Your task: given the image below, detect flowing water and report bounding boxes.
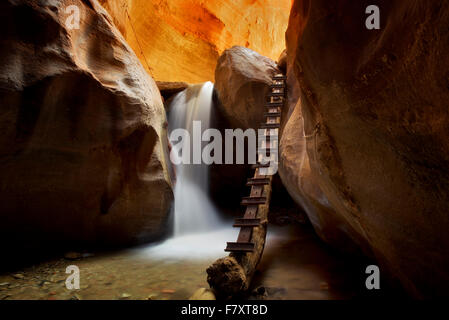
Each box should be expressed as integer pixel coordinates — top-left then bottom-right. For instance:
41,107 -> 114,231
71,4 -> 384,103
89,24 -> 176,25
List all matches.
141,82 -> 238,259
169,81 -> 222,236
0,83 -> 394,300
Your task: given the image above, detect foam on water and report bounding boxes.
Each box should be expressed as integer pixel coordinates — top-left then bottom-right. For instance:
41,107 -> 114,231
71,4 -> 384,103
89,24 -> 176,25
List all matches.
140,228 -> 239,260
137,82 -> 236,260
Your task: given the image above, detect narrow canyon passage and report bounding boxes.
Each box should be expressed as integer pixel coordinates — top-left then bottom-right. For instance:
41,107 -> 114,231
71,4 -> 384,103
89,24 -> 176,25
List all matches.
2,0 -> 449,301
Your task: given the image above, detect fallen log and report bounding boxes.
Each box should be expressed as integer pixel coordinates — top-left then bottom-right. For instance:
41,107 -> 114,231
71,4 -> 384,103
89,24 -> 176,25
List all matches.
206,169 -> 272,298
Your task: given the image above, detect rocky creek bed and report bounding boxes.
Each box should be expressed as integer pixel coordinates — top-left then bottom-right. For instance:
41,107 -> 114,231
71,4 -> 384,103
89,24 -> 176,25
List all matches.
0,223 -> 396,300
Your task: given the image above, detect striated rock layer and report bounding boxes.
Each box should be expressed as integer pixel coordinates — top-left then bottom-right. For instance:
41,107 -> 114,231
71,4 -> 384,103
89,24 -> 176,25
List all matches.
99,0 -> 291,83
283,0 -> 449,297
0,0 -> 173,251
279,101 -> 369,256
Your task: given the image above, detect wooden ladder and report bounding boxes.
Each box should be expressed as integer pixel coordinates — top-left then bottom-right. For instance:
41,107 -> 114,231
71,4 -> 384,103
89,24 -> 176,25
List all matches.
225,73 -> 287,253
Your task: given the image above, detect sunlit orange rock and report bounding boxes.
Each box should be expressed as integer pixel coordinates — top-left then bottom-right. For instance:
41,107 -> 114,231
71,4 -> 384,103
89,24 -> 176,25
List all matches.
99,0 -> 291,83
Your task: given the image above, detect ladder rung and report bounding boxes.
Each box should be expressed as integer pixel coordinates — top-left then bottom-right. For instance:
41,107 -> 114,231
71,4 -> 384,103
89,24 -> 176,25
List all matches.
249,176 -> 270,180
261,123 -> 280,129
241,196 -> 267,205
268,95 -> 283,99
242,196 -> 267,200
268,92 -> 285,97
225,242 -> 255,252
247,177 -> 270,186
273,75 -> 287,80
270,84 -> 285,88
264,112 -> 281,117
251,163 -> 270,169
258,133 -> 278,141
258,148 -> 278,155
233,218 -> 261,227
267,98 -> 284,103
265,102 -> 283,107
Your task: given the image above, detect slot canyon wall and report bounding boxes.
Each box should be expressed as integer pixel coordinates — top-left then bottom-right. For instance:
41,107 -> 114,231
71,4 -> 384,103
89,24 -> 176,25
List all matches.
1,0 -> 448,299
0,0 -> 173,254
98,0 -> 291,83
282,0 -> 449,297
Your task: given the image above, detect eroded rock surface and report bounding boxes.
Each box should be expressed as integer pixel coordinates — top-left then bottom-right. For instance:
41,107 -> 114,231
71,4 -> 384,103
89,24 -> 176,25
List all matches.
210,46 -> 280,209
283,0 -> 449,297
99,0 -> 291,83
277,49 -> 287,73
0,0 -> 173,251
279,101 -> 368,256
157,81 -> 189,101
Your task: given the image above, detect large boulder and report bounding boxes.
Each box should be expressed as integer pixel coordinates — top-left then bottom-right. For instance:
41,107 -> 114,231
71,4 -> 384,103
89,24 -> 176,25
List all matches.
210,46 -> 280,209
0,0 -> 173,252
157,81 -> 189,102
214,46 -> 280,130
284,0 -> 449,297
98,0 -> 291,83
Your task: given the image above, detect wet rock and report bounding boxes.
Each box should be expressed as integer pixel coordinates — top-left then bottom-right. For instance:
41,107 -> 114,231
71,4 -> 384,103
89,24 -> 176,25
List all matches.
0,0 -> 174,252
12,274 -> 24,280
277,50 -> 287,73
70,294 -> 82,300
265,287 -> 287,297
157,82 -> 189,102
249,286 -> 267,300
161,289 -> 175,294
64,252 -> 82,260
119,293 -> 132,299
189,288 -> 216,300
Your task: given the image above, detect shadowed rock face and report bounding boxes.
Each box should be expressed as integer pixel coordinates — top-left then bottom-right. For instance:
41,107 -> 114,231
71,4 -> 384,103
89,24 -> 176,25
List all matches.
210,46 -> 280,210
157,81 -> 189,102
0,0 -> 173,251
277,49 -> 287,73
99,0 -> 291,83
283,0 -> 449,297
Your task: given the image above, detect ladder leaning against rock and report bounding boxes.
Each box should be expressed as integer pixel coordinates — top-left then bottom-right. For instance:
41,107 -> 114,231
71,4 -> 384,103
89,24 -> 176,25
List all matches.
206,73 -> 286,298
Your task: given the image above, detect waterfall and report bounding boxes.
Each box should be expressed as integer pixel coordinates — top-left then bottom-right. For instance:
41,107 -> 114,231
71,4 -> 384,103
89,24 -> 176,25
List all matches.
168,81 -> 223,236
139,82 -> 238,259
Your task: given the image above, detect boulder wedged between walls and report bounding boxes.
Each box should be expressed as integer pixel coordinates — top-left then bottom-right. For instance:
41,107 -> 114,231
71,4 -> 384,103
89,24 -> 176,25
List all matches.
0,0 -> 174,252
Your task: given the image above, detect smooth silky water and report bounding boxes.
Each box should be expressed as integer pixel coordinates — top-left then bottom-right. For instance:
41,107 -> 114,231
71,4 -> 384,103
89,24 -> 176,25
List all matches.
137,82 -> 238,260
